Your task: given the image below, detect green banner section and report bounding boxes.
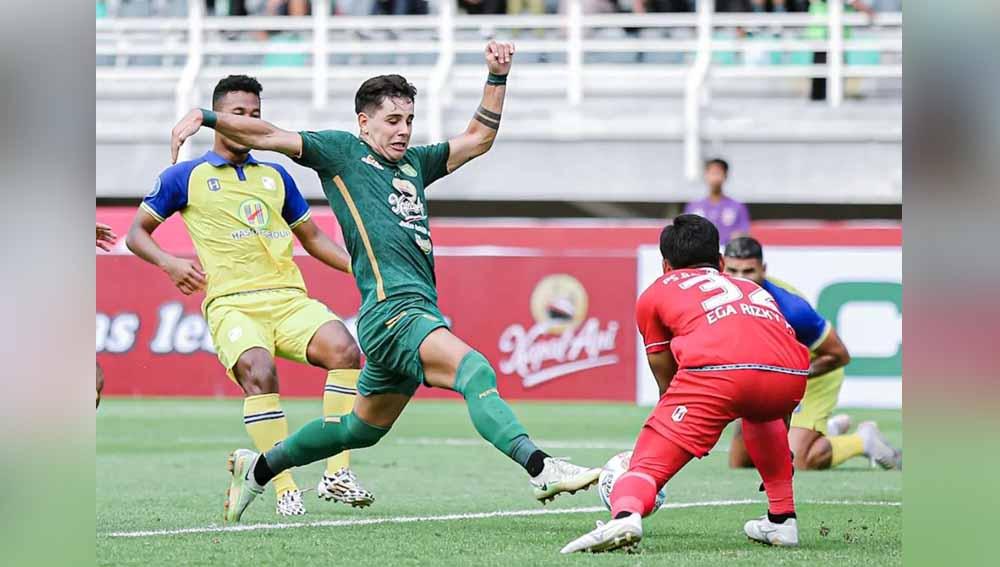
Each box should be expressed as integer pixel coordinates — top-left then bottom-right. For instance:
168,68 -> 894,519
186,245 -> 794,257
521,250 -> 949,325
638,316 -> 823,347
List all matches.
817,282 -> 902,378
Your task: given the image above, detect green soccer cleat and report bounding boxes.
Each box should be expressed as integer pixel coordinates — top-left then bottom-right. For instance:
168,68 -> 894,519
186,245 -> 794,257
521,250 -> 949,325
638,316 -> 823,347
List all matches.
530,457 -> 601,504
224,449 -> 265,523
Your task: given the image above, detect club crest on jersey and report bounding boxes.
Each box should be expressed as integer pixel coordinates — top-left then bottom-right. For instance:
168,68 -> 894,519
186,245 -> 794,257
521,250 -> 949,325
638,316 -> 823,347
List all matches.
207,178 -> 222,192
498,274 -> 620,388
261,176 -> 276,191
400,163 -> 418,177
239,198 -> 269,228
361,155 -> 384,170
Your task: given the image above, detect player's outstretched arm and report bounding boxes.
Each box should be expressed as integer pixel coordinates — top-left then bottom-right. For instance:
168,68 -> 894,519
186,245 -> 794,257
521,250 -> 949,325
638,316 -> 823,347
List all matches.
292,218 -> 352,275
444,41 -> 514,173
809,326 -> 851,378
170,109 -> 303,164
125,209 -> 206,295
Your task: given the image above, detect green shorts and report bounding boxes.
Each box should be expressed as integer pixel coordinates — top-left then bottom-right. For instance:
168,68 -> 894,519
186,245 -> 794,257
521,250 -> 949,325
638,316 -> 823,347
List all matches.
356,295 -> 450,397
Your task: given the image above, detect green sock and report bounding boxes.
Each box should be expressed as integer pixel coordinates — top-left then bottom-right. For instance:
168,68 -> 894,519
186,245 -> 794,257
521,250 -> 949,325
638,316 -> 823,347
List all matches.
265,412 -> 388,475
454,351 -> 530,464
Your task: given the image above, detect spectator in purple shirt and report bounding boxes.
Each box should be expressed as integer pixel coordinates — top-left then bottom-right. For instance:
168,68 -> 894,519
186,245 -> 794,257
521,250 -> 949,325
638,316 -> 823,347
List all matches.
683,158 -> 751,245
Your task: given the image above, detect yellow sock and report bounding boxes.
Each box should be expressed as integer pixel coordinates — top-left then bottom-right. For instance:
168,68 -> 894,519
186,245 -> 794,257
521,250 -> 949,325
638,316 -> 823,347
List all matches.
829,433 -> 866,467
243,394 -> 297,497
324,369 -> 360,475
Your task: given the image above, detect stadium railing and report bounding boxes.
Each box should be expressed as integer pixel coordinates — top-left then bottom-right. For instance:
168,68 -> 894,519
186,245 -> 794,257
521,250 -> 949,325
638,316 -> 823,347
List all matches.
95,0 -> 902,176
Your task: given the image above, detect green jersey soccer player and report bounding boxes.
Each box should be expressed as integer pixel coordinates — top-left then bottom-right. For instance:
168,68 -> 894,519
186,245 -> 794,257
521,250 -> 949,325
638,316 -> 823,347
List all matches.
170,41 -> 601,523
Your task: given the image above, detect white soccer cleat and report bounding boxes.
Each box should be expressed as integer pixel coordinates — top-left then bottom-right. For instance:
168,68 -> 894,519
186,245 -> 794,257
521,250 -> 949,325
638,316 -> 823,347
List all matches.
224,449 -> 264,523
276,488 -> 306,516
744,515 -> 799,547
858,421 -> 902,470
827,413 -> 852,436
530,457 -> 601,504
560,513 -> 643,554
317,468 -> 375,508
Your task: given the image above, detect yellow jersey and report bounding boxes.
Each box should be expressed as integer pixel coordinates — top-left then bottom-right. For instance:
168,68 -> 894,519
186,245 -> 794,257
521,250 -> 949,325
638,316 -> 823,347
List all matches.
141,151 -> 311,306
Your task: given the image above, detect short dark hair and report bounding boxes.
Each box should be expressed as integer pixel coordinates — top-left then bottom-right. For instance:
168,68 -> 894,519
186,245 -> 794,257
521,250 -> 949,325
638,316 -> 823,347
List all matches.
704,158 -> 729,175
355,74 -> 417,115
660,214 -> 721,269
212,75 -> 262,108
723,236 -> 764,261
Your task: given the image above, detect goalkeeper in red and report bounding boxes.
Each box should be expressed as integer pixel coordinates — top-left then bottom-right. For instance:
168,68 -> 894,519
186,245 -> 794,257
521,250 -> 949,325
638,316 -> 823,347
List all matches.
170,41 -> 601,523
562,215 -> 810,553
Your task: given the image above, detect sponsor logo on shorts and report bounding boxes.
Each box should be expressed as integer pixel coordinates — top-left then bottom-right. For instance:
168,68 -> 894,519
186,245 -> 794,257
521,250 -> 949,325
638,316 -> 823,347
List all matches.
498,274 -> 620,389
672,406 -> 688,422
478,387 -> 499,399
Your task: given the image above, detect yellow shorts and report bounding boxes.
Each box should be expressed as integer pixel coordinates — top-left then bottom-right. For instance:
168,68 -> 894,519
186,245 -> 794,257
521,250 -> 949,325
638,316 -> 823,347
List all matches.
790,367 -> 845,435
205,288 -> 339,381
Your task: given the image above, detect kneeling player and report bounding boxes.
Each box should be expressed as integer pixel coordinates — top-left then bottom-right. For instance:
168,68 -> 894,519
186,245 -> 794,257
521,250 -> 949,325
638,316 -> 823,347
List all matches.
562,215 -> 810,553
723,237 -> 901,471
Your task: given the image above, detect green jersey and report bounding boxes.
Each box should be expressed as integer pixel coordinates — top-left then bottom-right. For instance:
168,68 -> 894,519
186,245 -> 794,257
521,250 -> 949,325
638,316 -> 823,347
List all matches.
295,130 -> 450,317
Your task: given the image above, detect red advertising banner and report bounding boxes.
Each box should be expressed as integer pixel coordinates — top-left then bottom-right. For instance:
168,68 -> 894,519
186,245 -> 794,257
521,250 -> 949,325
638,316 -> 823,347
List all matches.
97,253 -> 637,401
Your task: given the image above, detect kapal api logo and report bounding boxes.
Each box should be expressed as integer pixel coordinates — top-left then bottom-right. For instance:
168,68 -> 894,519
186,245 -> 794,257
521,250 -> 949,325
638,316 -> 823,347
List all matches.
498,274 -> 620,388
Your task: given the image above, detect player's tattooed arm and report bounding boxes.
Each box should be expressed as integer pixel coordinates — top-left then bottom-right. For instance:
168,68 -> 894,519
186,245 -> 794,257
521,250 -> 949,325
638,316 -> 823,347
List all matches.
445,40 -> 514,173
646,350 -> 679,396
170,109 -> 303,163
293,218 -> 352,275
808,326 -> 851,378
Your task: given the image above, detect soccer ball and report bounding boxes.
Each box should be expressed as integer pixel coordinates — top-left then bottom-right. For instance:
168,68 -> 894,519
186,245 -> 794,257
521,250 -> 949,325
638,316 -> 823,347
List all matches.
597,451 -> 667,514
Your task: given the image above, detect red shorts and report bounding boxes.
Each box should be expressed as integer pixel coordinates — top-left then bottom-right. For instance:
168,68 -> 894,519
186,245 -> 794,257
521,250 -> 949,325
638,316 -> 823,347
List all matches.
646,369 -> 806,458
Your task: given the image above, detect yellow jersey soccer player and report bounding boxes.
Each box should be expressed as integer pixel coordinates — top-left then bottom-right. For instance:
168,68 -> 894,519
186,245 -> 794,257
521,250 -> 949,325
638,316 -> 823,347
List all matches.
723,237 -> 901,471
126,76 -> 375,516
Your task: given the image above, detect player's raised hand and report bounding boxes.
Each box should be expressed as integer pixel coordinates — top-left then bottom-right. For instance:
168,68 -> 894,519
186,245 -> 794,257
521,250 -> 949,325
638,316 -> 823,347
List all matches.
96,222 -> 118,251
170,109 -> 205,164
162,256 -> 207,295
485,40 -> 515,76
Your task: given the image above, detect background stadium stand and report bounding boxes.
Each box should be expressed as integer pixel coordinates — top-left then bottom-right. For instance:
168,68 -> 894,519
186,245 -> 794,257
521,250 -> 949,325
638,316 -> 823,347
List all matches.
96,0 -> 901,219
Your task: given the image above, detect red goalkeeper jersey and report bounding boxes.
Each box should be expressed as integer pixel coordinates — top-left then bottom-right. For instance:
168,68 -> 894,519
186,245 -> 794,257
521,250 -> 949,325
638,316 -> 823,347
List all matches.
636,267 -> 809,375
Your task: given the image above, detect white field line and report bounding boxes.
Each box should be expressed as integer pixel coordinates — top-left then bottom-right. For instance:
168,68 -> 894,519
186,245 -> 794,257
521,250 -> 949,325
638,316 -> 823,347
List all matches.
103,499 -> 900,539
395,437 -> 636,450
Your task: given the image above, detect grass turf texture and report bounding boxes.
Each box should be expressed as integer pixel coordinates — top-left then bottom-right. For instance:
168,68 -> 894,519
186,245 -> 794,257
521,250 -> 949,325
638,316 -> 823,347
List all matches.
97,399 -> 901,566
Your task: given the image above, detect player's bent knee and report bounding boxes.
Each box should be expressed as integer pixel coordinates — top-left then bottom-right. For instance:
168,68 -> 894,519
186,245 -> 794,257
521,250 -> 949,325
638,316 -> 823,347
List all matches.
234,349 -> 278,396
344,412 -> 389,449
311,323 -> 362,370
453,350 -> 496,398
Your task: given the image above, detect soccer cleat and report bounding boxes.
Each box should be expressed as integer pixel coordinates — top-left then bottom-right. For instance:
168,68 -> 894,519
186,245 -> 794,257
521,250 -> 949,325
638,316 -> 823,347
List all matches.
744,515 -> 799,547
223,449 -> 264,523
827,413 -> 852,436
317,468 -> 375,508
530,457 -> 601,504
857,421 -> 902,470
560,513 -> 643,554
276,488 -> 306,516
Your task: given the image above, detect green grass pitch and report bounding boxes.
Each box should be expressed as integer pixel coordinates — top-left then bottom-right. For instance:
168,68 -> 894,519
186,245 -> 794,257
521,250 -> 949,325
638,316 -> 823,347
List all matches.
97,398 -> 901,566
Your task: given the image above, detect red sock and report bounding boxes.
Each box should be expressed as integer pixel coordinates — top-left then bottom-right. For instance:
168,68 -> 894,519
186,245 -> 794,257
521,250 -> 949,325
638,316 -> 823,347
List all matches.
742,418 -> 795,515
610,425 -> 693,518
